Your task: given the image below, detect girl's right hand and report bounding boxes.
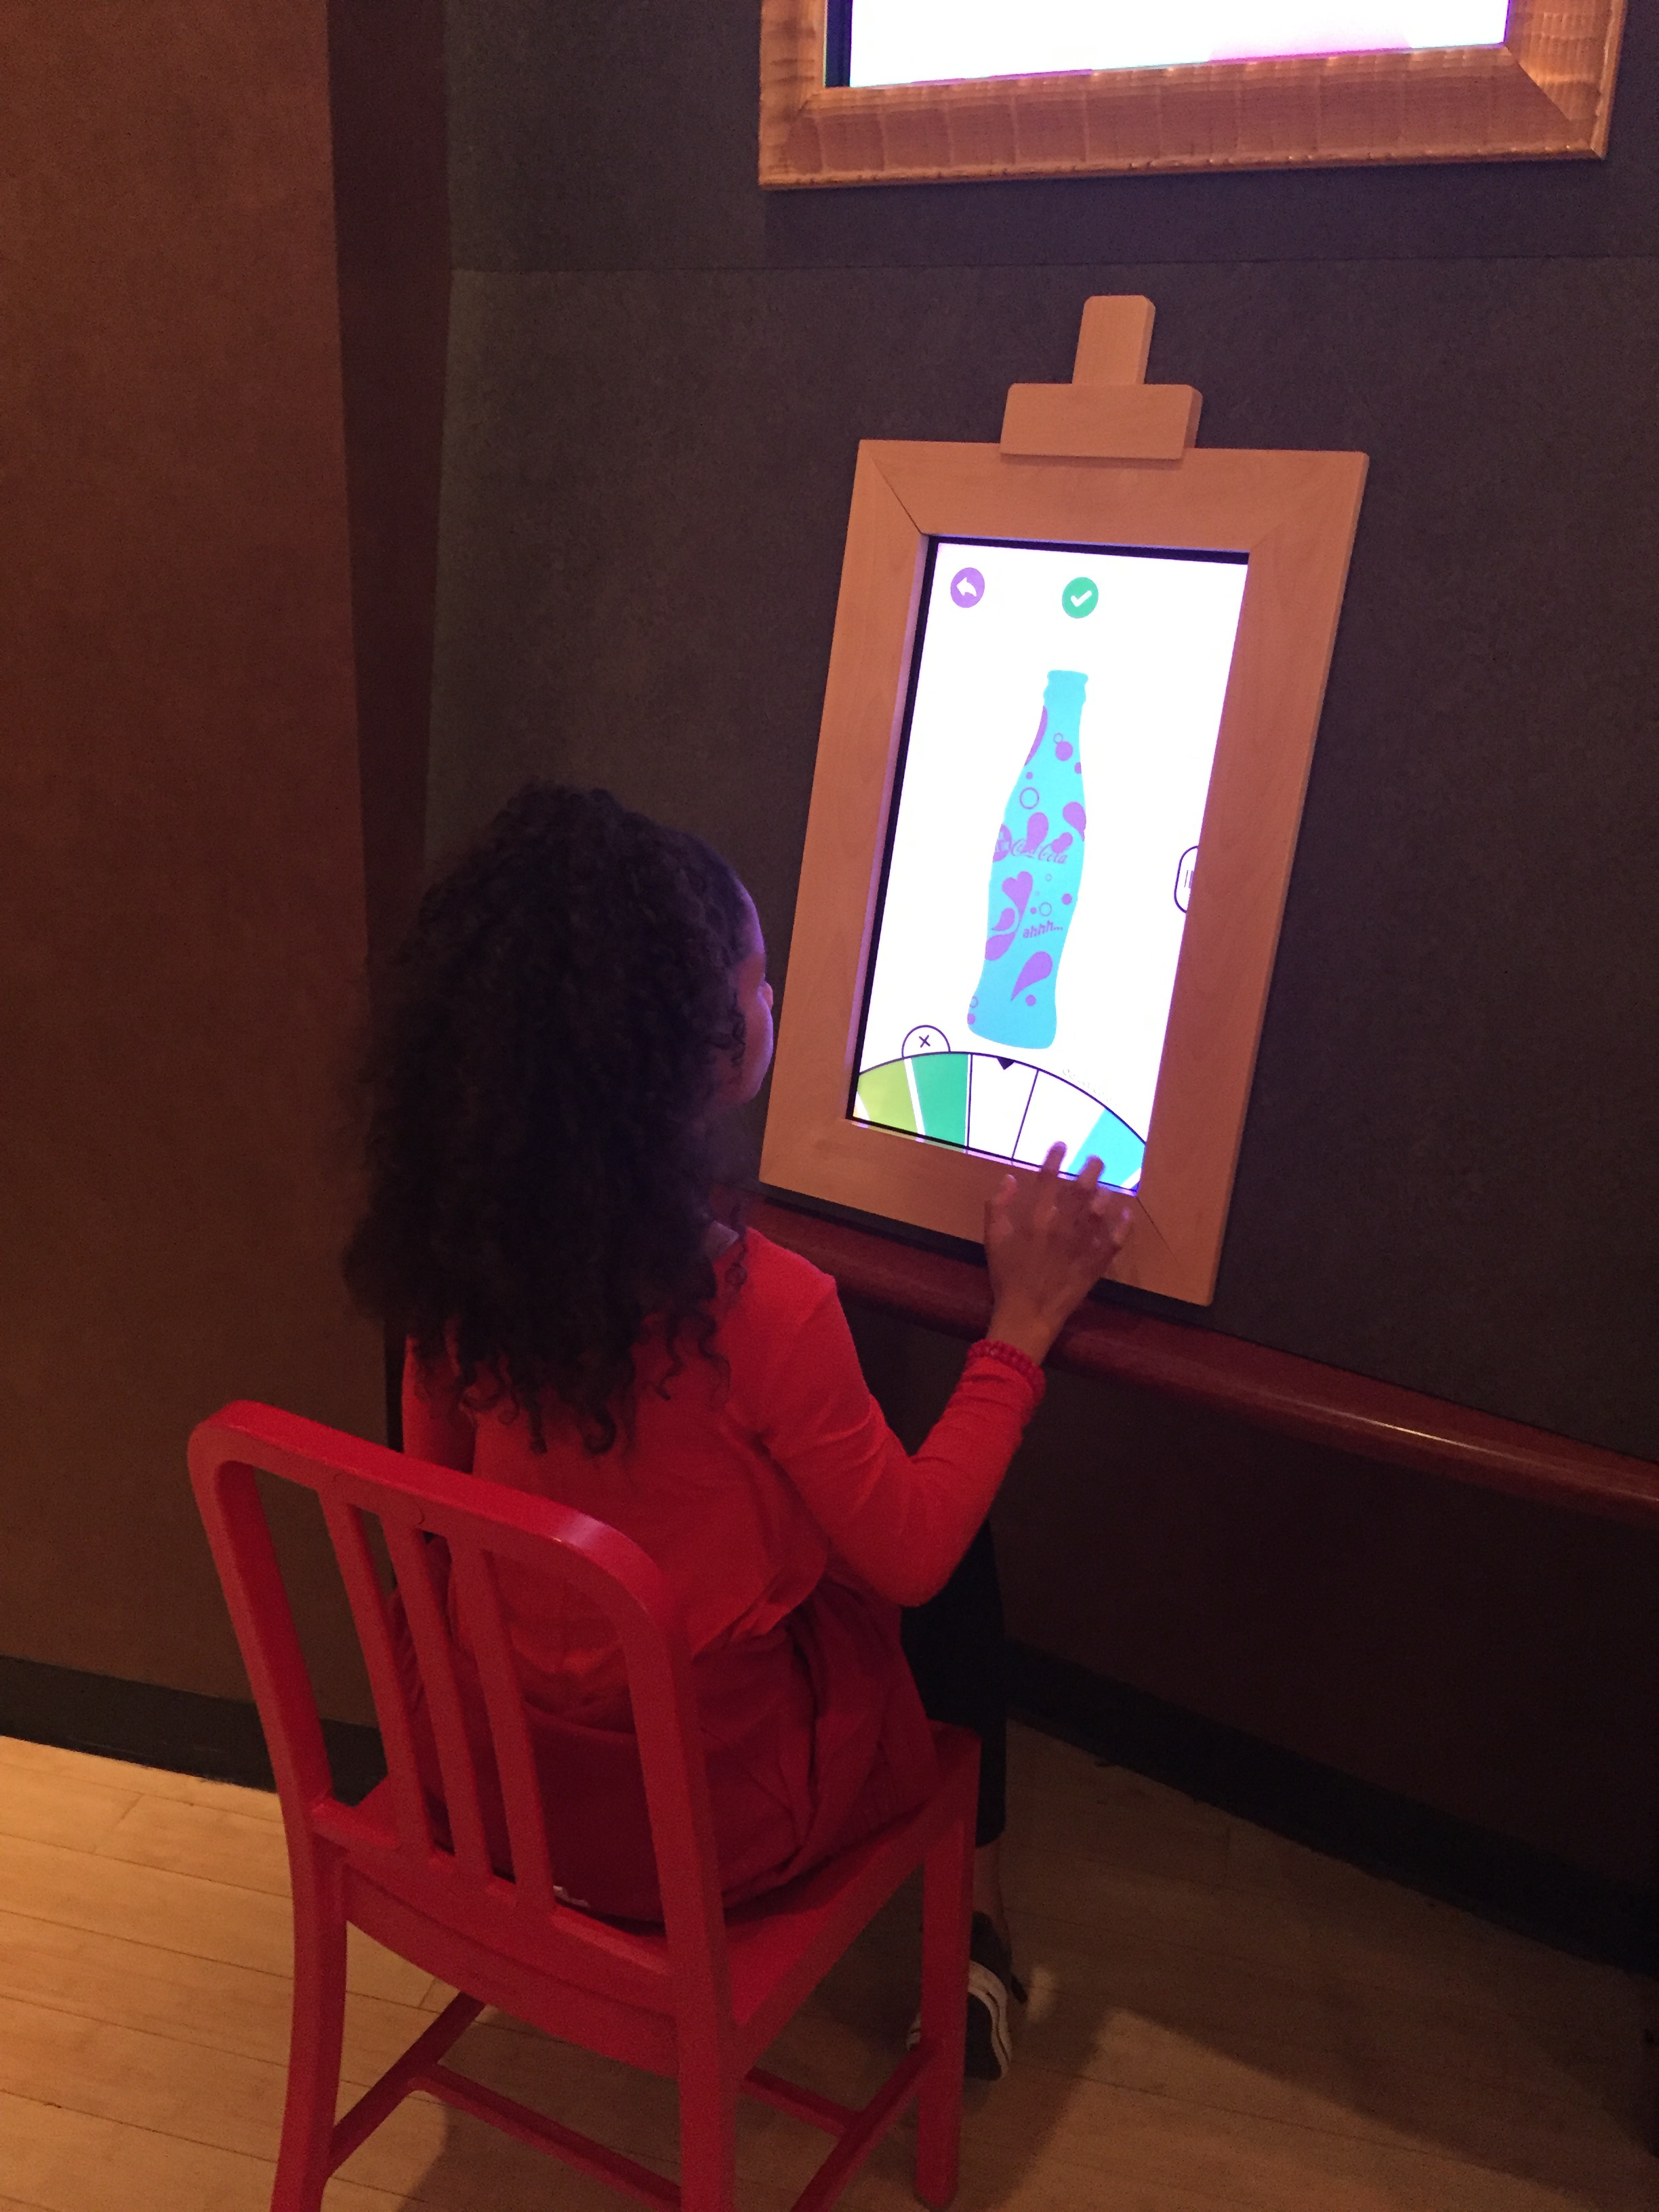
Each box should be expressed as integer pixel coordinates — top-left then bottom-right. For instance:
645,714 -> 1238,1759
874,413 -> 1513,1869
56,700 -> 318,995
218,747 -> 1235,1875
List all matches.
983,1144 -> 1133,1367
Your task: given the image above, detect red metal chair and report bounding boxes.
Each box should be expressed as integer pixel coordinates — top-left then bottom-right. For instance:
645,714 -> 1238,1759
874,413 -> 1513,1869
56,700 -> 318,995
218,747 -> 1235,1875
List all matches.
188,1400 -> 977,2211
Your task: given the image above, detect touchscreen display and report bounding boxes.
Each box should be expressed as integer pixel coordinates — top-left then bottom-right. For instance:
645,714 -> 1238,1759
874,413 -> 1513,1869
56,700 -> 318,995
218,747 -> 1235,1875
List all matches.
851,537 -> 1248,1191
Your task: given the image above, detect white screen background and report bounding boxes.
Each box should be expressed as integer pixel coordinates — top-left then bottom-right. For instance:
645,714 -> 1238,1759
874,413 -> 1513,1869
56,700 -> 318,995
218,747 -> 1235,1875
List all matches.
857,539 -> 1248,1149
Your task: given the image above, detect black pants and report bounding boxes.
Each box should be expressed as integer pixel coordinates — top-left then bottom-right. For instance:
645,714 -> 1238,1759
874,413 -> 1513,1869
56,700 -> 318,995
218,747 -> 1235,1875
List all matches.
901,1521 -> 1006,1848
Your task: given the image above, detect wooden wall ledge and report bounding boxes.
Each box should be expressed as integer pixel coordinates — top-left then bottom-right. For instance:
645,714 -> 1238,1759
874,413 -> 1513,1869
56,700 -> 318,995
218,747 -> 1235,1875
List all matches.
749,1198 -> 1659,1532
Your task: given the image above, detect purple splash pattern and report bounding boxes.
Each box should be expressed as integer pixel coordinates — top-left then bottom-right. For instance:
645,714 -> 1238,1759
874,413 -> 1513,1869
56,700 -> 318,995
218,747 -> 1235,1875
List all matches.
985,869 -> 1033,960
1011,951 -> 1053,1002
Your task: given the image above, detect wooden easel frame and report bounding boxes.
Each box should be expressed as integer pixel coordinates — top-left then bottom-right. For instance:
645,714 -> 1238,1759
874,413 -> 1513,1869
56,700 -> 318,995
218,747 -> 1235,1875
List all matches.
760,0 -> 1627,188
760,299 -> 1368,1305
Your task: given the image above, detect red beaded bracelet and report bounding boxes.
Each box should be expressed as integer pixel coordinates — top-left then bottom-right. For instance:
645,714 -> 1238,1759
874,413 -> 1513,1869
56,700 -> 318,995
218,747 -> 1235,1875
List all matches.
967,1336 -> 1046,1404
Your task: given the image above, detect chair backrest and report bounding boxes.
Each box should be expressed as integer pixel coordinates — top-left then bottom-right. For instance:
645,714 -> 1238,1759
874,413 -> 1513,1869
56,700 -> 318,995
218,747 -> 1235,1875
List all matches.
188,1399 -> 731,2011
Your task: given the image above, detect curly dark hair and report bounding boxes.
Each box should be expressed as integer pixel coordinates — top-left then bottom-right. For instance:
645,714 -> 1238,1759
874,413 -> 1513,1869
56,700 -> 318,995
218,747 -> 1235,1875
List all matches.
344,784 -> 752,1452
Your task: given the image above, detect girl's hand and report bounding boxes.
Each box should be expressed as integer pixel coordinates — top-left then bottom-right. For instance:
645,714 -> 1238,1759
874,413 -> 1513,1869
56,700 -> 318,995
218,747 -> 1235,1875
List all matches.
983,1145 -> 1133,1367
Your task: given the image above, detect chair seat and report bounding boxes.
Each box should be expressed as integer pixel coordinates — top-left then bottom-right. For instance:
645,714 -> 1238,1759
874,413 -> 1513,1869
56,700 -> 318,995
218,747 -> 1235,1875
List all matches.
335,1725 -> 979,2081
721,1727 -> 978,2060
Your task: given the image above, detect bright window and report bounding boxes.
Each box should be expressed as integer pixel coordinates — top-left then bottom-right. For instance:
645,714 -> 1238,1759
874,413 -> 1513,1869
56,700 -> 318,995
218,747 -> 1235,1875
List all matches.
844,1 -> 1510,85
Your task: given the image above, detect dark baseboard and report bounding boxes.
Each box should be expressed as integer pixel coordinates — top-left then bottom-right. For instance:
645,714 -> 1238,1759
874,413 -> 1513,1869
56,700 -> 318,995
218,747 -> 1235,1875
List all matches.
3,1646 -> 1652,1972
1008,1641 -> 1659,1974
0,1655 -> 385,1805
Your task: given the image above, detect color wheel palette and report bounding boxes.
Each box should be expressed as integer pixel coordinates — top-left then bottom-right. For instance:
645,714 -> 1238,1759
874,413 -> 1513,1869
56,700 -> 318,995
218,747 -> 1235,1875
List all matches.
853,1050 -> 1144,1190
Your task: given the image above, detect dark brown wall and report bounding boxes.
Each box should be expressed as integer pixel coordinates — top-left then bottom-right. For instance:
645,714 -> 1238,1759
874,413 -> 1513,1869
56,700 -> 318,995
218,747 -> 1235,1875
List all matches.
329,0 -> 450,981
0,5 -> 389,1711
426,5 -> 1659,1881
850,1307 -> 1659,1887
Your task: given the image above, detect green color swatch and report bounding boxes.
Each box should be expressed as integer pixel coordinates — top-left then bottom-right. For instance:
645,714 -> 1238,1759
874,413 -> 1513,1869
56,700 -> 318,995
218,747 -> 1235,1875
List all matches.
911,1049 -> 969,1145
856,1059 -> 916,1134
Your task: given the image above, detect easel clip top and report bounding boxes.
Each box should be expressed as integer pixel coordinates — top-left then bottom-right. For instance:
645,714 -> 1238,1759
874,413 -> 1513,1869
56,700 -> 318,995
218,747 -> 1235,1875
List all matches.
1002,296 -> 1202,462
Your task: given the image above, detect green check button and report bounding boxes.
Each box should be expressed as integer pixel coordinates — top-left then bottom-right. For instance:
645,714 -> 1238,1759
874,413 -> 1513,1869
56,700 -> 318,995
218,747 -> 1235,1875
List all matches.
1061,575 -> 1099,619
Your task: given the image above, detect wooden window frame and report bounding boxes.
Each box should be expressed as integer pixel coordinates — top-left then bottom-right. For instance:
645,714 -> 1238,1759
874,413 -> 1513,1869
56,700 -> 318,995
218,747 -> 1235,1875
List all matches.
760,0 -> 1627,188
760,300 -> 1368,1307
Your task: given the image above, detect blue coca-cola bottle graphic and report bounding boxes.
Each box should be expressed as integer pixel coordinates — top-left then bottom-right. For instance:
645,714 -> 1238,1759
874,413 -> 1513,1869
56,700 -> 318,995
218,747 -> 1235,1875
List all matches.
968,669 -> 1088,1052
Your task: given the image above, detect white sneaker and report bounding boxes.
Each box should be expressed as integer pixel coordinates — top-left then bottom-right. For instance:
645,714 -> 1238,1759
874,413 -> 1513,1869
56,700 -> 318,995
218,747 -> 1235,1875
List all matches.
907,1913 -> 1027,2081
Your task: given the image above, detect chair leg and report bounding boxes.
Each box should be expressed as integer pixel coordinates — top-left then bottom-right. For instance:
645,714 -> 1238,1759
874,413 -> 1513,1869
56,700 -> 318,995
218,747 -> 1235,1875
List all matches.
271,1858 -> 348,2212
915,1799 -> 973,2209
677,2051 -> 738,2212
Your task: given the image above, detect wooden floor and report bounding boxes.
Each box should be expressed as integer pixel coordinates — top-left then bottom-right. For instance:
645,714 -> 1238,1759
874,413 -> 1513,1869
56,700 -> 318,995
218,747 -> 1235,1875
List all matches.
0,1723 -> 1652,2211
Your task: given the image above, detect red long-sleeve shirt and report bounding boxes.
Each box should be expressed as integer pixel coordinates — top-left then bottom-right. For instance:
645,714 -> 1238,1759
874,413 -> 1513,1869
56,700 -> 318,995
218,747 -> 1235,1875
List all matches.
403,1229 -> 1042,1711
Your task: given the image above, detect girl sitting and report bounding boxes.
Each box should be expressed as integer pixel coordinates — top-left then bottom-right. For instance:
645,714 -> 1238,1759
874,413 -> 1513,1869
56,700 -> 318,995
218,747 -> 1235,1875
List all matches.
345,784 -> 1128,2068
